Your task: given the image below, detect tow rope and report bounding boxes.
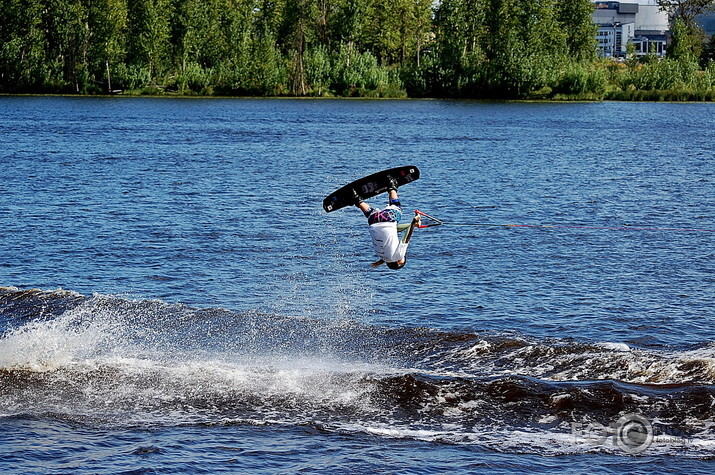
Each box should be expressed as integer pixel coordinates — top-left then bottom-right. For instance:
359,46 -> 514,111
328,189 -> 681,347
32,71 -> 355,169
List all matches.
413,210 -> 715,233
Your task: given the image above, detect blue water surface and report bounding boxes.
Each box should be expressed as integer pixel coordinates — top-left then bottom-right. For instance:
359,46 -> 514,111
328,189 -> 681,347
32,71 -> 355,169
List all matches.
0,97 -> 713,473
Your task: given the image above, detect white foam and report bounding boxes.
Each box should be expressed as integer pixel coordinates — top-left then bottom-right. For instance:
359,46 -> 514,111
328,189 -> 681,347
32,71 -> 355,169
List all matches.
597,342 -> 631,352
0,310 -> 118,371
455,336 -> 715,385
342,422 -> 461,442
550,393 -> 572,404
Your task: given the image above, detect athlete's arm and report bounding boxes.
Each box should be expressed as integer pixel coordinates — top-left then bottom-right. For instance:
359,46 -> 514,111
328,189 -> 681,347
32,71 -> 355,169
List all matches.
402,215 -> 421,244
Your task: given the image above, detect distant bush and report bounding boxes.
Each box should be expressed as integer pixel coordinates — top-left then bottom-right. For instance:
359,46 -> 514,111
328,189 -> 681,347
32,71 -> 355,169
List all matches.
170,63 -> 213,94
112,65 -> 152,92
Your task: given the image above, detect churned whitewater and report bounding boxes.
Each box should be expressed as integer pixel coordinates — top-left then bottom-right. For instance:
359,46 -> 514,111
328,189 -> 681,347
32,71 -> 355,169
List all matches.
1,97 -> 714,473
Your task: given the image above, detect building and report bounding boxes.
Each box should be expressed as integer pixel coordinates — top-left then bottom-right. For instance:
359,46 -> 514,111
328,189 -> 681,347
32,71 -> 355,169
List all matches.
592,1 -> 669,58
632,2 -> 669,57
596,21 -> 635,57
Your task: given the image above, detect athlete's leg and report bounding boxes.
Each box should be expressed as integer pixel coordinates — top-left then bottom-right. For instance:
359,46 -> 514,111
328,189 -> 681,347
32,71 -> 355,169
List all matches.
352,188 -> 375,218
388,189 -> 401,208
357,201 -> 372,215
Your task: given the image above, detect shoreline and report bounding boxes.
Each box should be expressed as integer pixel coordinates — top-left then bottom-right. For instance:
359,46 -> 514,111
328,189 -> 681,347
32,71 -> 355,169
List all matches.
3,92 -> 714,103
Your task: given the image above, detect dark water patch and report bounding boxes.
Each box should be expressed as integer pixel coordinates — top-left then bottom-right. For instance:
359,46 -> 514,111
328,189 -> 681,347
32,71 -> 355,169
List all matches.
0,287 -> 87,325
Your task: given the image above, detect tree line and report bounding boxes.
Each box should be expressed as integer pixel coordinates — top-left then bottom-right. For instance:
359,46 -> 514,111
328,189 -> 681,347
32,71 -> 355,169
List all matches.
1,0 -> 714,99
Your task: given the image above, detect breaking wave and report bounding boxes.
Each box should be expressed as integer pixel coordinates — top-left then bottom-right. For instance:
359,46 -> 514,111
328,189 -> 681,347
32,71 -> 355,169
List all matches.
1,287 -> 713,456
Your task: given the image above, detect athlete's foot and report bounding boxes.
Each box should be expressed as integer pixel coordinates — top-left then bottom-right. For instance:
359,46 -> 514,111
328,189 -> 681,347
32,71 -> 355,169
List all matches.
351,188 -> 363,205
386,175 -> 399,191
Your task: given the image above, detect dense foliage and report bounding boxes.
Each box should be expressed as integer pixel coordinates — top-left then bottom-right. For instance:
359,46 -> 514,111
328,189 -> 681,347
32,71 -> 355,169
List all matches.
0,0 -> 713,99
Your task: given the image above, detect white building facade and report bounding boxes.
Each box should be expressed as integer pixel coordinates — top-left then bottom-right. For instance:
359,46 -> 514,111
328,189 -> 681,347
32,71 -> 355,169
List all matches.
592,1 -> 669,58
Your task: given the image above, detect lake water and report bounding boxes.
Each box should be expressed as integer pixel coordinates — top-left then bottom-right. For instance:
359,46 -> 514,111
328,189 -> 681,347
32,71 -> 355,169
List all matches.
0,97 -> 713,473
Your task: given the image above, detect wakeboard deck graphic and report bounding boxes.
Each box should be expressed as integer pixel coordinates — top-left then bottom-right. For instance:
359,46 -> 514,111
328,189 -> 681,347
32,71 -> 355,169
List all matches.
323,166 -> 420,212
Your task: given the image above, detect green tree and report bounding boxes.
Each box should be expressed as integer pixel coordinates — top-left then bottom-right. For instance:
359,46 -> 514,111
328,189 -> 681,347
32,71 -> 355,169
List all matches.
701,31 -> 715,65
433,0 -> 487,96
555,0 -> 597,62
360,0 -> 431,66
127,0 -> 172,81
668,16 -> 706,62
212,0 -> 258,92
253,0 -> 287,40
248,35 -> 288,95
40,0 -> 87,91
484,0 -> 567,97
282,0 -> 318,95
656,0 -> 715,26
411,0 -> 432,68
330,0 -> 368,48
88,0 -> 128,92
304,44 -> 332,94
173,0 -> 230,70
0,0 -> 48,91
657,0 -> 712,61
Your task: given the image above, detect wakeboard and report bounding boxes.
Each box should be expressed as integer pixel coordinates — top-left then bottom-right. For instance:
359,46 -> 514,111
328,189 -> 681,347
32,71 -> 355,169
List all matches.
323,166 -> 420,212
